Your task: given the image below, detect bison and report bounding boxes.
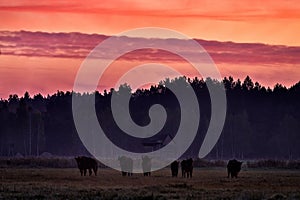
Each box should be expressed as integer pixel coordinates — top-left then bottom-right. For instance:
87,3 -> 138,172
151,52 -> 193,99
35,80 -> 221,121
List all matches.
142,156 -> 152,176
181,158 -> 193,178
75,156 -> 98,176
227,159 -> 242,178
170,161 -> 179,177
118,156 -> 133,176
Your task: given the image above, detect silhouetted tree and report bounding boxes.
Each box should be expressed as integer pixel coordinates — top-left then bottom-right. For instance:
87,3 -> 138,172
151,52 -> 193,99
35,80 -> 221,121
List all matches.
0,77 -> 299,159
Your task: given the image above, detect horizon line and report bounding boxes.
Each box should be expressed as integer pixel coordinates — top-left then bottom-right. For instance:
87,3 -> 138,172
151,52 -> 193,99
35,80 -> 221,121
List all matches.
1,75 -> 299,101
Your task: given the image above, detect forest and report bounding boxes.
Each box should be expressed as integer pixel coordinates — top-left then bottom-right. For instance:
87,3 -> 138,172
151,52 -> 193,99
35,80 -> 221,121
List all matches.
0,76 -> 299,159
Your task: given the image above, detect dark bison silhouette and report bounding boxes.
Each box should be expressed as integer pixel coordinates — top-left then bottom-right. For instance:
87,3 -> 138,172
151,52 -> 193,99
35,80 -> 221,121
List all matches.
142,156 -> 152,176
227,159 -> 242,178
181,158 -> 193,178
170,161 -> 179,177
75,156 -> 98,176
118,156 -> 133,176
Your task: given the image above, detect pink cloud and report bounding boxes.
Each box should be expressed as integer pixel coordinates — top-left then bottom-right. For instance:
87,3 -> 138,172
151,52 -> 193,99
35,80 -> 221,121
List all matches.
0,30 -> 299,98
1,30 -> 300,65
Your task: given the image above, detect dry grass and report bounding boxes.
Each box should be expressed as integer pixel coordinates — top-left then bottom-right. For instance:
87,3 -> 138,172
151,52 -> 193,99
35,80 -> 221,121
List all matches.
0,168 -> 300,199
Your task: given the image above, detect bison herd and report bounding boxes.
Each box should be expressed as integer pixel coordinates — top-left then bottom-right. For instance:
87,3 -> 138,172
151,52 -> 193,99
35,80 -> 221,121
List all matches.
169,158 -> 193,178
75,156 -> 242,178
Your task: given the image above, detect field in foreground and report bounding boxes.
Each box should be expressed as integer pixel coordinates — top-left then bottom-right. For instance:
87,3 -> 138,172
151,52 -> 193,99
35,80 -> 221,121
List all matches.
0,168 -> 300,199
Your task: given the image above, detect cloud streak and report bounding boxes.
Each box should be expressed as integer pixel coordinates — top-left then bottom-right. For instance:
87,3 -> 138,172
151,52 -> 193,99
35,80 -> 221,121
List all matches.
0,30 -> 299,99
1,0 -> 300,20
1,30 -> 300,66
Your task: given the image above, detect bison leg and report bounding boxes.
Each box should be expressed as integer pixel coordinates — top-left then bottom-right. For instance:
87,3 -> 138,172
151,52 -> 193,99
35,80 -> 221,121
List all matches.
175,169 -> 178,177
234,172 -> 238,178
84,169 -> 87,176
93,166 -> 98,176
89,168 -> 92,176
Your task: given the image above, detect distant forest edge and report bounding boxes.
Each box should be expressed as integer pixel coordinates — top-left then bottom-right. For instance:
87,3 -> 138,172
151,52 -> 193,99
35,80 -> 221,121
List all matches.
0,76 -> 299,159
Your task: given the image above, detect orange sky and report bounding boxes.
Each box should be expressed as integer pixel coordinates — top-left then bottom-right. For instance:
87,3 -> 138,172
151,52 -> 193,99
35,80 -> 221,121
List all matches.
1,0 -> 300,45
0,0 -> 300,98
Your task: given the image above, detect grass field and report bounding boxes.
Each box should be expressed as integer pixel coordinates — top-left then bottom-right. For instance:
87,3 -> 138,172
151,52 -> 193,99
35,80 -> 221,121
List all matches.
0,168 -> 300,199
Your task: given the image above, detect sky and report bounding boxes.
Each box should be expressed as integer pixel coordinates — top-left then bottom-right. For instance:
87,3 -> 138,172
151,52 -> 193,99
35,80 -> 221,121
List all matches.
0,0 -> 300,98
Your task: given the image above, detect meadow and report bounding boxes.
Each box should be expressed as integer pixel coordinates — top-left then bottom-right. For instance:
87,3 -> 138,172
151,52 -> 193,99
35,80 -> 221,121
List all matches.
1,167 -> 300,199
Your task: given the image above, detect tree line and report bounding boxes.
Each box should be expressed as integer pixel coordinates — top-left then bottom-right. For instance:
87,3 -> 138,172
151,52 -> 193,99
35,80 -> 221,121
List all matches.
0,76 -> 299,159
